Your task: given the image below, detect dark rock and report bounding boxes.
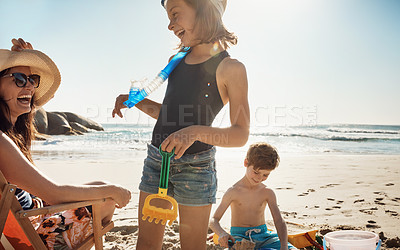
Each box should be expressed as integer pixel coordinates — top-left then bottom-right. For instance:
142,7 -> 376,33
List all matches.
70,122 -> 89,133
62,112 -> 104,131
34,107 -> 48,134
34,107 -> 103,136
46,112 -> 72,135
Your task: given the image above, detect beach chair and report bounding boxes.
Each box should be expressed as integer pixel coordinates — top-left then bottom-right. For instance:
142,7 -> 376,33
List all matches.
0,172 -> 114,250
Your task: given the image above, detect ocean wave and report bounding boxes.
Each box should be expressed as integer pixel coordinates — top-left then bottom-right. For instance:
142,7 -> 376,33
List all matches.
250,132 -> 400,142
42,140 -> 63,145
321,136 -> 380,142
327,128 -> 400,135
31,124 -> 400,157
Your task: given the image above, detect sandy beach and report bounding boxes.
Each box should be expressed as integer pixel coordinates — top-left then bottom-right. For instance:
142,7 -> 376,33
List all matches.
34,149 -> 400,249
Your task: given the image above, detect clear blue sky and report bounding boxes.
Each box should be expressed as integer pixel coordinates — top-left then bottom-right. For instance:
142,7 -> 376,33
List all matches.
2,0 -> 399,126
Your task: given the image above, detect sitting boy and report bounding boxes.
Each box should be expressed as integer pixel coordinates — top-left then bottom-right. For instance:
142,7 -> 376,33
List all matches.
210,142 -> 296,249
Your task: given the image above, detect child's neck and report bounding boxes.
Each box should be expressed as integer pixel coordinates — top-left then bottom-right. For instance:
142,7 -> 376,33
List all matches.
185,42 -> 224,64
239,176 -> 263,190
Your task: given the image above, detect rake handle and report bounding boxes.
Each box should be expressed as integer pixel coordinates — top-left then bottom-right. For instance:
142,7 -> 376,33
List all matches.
158,146 -> 175,189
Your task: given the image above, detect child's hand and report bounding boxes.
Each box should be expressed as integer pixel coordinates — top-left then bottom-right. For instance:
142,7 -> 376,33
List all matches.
11,38 -> 33,51
112,94 -> 129,118
218,232 -> 235,248
161,127 -> 197,159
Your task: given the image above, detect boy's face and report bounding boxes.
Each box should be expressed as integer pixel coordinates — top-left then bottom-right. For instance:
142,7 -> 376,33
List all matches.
244,159 -> 273,185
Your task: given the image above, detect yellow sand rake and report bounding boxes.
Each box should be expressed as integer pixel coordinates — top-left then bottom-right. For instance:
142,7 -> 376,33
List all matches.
142,146 -> 178,226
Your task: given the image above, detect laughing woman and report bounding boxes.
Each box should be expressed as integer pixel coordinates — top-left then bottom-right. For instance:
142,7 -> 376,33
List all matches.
0,46 -> 131,249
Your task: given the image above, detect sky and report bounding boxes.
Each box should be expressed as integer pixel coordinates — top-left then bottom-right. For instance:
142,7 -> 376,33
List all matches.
1,0 -> 400,126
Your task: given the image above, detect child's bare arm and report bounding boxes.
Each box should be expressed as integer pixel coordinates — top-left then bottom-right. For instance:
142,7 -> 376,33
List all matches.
267,189 -> 290,250
134,99 -> 162,119
210,188 -> 236,248
112,95 -> 161,119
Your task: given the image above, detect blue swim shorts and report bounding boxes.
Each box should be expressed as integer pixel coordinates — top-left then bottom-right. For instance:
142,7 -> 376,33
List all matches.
139,143 -> 217,206
230,224 -> 295,249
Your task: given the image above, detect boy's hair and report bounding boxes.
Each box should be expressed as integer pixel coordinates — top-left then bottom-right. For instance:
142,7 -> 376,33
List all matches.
246,142 -> 280,170
165,0 -> 238,49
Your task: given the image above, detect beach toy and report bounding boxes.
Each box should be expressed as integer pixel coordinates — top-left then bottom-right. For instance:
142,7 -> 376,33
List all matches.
124,47 -> 191,108
142,146 -> 178,226
288,230 -> 322,249
212,233 -> 235,247
323,230 -> 381,250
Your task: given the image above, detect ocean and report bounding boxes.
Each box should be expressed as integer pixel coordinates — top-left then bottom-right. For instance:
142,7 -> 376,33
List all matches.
31,124 -> 400,161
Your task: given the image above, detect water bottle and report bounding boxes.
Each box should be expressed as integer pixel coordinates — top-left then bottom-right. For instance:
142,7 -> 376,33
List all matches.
123,47 -> 191,108
123,80 -> 148,108
143,74 -> 165,96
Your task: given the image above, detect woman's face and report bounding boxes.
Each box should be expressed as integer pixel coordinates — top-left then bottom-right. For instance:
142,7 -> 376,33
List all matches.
0,66 -> 35,123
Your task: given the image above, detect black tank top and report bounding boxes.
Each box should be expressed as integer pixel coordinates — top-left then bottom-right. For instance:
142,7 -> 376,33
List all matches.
151,50 -> 229,154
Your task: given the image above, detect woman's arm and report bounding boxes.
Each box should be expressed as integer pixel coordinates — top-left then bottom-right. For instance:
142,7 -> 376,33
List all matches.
0,132 -> 131,208
161,58 -> 250,158
267,189 -> 289,250
112,94 -> 161,119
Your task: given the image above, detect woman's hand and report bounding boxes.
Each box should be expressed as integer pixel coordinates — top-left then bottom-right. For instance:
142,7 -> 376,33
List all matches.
110,185 -> 131,208
160,126 -> 198,159
112,94 -> 129,118
11,38 -> 33,51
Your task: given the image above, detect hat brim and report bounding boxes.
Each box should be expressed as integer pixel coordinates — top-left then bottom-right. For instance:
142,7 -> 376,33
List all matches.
0,49 -> 61,107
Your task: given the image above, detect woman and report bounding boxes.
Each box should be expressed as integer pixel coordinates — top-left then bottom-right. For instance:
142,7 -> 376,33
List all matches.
0,43 -> 131,249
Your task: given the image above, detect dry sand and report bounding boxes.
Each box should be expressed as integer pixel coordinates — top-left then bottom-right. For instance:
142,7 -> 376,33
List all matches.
35,150 -> 400,249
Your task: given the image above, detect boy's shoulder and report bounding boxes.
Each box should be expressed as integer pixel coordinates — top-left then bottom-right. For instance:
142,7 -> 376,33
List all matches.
223,180 -> 247,197
231,181 -> 274,194
226,182 -> 276,204
225,182 -> 241,195
262,185 -> 276,196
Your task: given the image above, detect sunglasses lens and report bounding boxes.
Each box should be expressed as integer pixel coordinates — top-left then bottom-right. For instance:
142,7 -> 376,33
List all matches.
29,74 -> 40,88
13,73 -> 27,87
11,73 -> 40,88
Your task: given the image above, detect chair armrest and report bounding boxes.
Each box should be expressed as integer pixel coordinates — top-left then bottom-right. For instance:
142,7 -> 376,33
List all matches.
75,220 -> 115,249
16,198 -> 113,218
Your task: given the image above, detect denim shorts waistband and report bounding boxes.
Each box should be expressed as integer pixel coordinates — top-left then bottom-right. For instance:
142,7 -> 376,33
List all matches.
147,143 -> 216,164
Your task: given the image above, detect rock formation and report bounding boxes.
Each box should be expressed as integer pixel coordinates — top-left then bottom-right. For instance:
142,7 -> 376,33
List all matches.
34,107 -> 103,136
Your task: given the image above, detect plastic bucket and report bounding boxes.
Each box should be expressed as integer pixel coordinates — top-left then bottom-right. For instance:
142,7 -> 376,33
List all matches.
323,230 -> 381,250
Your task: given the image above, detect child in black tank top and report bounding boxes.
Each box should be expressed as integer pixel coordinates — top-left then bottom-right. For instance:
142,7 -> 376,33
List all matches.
112,0 -> 250,248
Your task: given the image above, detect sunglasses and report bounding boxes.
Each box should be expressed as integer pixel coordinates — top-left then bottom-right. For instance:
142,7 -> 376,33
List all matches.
1,72 -> 40,88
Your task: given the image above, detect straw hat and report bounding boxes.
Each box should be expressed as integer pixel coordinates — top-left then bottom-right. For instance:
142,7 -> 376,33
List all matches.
0,49 -> 61,107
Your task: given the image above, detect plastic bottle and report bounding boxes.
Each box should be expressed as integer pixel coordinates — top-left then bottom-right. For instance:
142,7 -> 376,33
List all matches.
124,80 -> 148,108
123,47 -> 191,108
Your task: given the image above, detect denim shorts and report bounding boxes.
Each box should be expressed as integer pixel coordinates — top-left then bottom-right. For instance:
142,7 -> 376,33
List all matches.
139,144 -> 217,206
